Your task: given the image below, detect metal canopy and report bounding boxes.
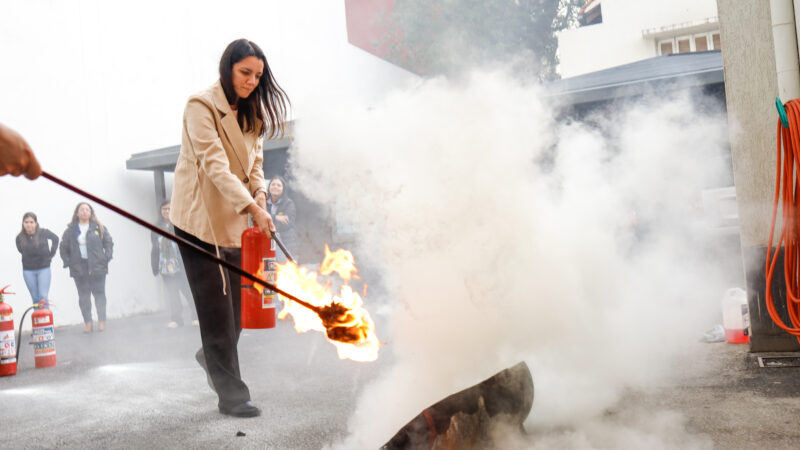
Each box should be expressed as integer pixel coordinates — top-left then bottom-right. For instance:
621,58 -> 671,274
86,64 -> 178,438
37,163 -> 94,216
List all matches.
125,136 -> 292,173
125,127 -> 292,204
546,50 -> 723,106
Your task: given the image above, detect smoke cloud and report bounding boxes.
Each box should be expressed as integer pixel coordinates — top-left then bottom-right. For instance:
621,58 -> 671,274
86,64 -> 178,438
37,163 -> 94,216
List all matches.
290,69 -> 731,448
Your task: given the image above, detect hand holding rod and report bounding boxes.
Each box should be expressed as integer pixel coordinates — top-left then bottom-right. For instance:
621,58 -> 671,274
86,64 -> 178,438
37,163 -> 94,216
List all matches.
41,171 -> 321,314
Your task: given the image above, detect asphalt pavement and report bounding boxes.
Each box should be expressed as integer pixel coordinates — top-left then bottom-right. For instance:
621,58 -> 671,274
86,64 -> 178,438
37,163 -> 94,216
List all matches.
1,311 -> 390,449
4,311 -> 800,449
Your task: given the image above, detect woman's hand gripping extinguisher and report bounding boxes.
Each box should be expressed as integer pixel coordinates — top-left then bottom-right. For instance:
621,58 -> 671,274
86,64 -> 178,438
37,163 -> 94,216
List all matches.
241,227 -> 277,329
0,285 -> 18,377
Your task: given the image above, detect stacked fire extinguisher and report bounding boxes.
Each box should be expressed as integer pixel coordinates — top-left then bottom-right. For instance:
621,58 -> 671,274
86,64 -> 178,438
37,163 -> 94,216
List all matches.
0,285 -> 57,377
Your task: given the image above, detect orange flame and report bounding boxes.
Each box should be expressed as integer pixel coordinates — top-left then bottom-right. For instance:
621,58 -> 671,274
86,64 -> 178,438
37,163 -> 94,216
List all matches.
276,245 -> 380,362
253,261 -> 266,295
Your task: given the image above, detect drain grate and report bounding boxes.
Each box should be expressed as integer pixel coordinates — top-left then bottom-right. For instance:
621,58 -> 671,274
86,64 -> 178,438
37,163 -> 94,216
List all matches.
758,356 -> 800,368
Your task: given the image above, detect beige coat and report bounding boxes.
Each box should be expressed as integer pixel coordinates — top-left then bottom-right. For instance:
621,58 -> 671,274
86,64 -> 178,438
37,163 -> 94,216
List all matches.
169,80 -> 266,248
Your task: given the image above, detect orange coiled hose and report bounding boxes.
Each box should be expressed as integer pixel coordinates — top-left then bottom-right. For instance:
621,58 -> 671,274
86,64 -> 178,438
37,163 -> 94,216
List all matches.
766,99 -> 800,344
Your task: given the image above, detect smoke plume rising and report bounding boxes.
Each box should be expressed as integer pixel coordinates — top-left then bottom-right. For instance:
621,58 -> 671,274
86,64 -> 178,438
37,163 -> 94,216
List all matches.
291,69 -> 730,449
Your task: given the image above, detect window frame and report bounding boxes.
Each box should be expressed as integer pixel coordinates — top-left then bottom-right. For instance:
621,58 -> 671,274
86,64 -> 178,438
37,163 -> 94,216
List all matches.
657,31 -> 720,55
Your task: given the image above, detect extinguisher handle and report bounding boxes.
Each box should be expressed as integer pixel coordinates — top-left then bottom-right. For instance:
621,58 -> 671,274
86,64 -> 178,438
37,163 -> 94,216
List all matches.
271,231 -> 296,263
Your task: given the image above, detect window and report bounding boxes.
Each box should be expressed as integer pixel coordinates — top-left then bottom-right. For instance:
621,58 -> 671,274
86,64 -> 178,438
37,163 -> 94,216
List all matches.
694,35 -> 708,52
578,1 -> 602,26
657,31 -> 721,55
677,37 -> 691,53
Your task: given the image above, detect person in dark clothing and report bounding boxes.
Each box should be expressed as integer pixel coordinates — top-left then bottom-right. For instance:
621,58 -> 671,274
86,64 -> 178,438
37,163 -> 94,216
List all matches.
15,212 -> 59,305
151,200 -> 196,328
60,202 -> 113,333
267,176 -> 298,263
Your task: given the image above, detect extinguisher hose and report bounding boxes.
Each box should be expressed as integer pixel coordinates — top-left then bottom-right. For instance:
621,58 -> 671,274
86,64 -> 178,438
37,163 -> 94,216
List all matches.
40,171 -> 322,314
15,305 -> 36,362
271,231 -> 296,263
766,98 -> 800,344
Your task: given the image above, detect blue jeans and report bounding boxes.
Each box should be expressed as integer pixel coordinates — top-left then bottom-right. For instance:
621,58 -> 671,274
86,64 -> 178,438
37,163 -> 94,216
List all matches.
22,267 -> 51,305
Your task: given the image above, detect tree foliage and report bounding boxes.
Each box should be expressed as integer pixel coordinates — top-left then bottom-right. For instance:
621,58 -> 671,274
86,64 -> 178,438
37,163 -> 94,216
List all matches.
380,0 -> 586,80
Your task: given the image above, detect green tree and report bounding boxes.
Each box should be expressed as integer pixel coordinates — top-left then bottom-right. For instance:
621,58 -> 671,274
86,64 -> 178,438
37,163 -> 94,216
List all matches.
380,0 -> 585,80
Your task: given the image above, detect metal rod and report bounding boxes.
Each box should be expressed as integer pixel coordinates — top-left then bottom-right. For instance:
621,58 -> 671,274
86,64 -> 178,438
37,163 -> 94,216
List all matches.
41,171 -> 321,314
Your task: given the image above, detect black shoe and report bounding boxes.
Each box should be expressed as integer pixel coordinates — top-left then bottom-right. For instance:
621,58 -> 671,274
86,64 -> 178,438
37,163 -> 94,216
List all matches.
195,349 -> 216,393
219,401 -> 261,418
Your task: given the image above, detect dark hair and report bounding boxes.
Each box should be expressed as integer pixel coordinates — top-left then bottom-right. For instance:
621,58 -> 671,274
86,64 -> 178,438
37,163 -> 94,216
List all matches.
219,39 -> 290,139
71,202 -> 105,237
17,212 -> 40,247
158,200 -> 171,225
268,175 -> 288,200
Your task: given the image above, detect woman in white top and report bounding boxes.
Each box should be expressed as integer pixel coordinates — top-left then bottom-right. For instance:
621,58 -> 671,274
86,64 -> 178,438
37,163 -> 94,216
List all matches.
59,202 -> 114,333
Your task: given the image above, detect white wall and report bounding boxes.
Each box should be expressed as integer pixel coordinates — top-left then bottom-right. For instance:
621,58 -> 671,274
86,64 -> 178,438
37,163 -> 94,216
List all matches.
558,0 -> 719,77
0,0 -> 417,328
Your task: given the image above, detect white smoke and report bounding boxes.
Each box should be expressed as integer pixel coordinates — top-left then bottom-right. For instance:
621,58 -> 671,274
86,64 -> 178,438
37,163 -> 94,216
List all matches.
290,69 -> 730,449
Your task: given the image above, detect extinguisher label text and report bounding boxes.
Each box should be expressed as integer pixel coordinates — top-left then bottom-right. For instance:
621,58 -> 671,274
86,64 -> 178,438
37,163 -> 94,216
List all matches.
262,293 -> 276,309
32,326 -> 54,343
33,316 -> 51,325
0,332 -> 16,358
262,257 -> 277,290
34,341 -> 55,356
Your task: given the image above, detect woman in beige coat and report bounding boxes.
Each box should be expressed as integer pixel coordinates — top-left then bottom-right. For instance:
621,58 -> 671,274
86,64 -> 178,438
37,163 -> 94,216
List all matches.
170,38 -> 288,418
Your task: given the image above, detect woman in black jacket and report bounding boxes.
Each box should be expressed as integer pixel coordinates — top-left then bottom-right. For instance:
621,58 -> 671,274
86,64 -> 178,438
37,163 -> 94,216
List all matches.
151,200 -> 196,328
267,176 -> 298,263
15,212 -> 59,306
60,202 -> 113,333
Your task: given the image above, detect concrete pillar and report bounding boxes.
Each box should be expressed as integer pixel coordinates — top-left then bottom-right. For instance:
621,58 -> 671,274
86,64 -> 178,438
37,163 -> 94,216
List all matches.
154,169 -> 166,206
718,0 -> 800,351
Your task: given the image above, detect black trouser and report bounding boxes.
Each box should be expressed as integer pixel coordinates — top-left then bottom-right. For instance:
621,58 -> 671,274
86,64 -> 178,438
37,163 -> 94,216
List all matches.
175,227 -> 250,408
162,273 -> 196,325
74,260 -> 107,323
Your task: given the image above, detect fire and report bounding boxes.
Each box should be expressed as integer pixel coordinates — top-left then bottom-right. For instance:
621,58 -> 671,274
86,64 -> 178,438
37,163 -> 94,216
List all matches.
274,245 -> 380,362
253,261 -> 267,295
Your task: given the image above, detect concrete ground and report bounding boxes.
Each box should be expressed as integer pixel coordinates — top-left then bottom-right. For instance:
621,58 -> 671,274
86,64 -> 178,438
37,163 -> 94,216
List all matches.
601,341 -> 800,450
3,313 -> 800,449
638,340 -> 800,449
1,312 -> 390,449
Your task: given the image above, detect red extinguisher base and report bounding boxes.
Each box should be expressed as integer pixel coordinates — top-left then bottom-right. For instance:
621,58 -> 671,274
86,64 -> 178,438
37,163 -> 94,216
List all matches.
34,354 -> 57,369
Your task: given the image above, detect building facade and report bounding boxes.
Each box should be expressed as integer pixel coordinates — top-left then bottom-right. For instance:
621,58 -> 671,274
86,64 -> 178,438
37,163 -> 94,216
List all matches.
558,0 -> 720,78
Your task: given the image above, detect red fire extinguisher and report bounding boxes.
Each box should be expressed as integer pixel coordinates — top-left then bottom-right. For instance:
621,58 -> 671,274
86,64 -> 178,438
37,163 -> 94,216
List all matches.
241,227 -> 277,329
30,302 -> 56,368
0,285 -> 17,377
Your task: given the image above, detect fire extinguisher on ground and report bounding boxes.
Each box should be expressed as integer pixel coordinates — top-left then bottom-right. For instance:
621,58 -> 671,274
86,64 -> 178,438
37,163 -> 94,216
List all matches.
0,285 -> 18,377
241,226 -> 277,329
30,303 -> 56,368
6,295 -> 57,373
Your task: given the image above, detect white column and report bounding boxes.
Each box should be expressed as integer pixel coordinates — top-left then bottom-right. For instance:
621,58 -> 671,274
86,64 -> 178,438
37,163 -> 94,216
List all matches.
773,0 -> 800,99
